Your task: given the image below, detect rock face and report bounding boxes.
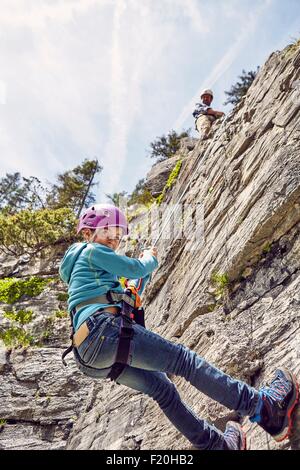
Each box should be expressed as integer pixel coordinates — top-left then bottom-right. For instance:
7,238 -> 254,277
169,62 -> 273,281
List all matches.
144,155 -> 181,197
0,43 -> 300,450
144,138 -> 197,197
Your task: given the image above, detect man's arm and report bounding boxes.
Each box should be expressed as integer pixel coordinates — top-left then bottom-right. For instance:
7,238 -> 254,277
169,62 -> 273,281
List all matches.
207,108 -> 225,118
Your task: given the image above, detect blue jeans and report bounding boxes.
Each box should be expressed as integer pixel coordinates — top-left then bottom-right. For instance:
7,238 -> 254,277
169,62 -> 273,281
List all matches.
74,311 -> 260,450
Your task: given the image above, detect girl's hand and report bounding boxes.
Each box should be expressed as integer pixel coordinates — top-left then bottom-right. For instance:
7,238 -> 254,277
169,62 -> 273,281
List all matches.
151,247 -> 158,258
140,246 -> 158,258
147,246 -> 157,258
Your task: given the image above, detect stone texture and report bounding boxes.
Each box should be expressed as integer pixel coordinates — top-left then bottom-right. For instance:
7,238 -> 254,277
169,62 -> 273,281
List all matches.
0,348 -> 98,449
144,155 -> 181,197
143,137 -> 197,198
0,43 -> 300,451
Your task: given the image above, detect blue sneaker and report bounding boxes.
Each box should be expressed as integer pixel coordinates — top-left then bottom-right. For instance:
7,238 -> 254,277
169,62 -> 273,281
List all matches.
223,421 -> 247,450
251,368 -> 299,442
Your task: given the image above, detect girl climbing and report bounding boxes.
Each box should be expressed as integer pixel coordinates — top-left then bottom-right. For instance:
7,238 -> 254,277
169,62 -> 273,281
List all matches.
59,203 -> 299,450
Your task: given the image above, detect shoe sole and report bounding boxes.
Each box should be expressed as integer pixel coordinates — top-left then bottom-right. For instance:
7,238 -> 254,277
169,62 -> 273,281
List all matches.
273,368 -> 299,442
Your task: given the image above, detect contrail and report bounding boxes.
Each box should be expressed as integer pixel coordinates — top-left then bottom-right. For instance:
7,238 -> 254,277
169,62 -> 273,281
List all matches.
173,0 -> 273,131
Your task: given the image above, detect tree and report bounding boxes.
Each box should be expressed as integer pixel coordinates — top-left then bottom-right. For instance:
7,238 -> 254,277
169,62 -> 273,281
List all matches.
47,158 -> 102,217
127,179 -> 154,206
0,173 -> 47,213
224,68 -> 259,106
0,208 -> 77,257
0,159 -> 103,258
106,191 -> 127,207
149,129 -> 191,163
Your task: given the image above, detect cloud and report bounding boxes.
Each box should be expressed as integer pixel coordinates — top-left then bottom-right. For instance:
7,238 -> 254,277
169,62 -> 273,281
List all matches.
102,0 -> 178,195
102,0 -> 127,193
0,0 -> 292,204
0,0 -> 107,29
101,0 -> 212,197
0,0 -> 114,179
177,0 -> 210,34
0,81 -> 6,104
173,0 -> 273,130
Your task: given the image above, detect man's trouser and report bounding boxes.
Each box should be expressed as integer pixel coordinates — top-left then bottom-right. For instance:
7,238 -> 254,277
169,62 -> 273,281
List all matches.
195,115 -> 213,139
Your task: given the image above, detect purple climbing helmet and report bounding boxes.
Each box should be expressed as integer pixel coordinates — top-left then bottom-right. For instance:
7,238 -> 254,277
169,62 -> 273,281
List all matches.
77,204 -> 129,235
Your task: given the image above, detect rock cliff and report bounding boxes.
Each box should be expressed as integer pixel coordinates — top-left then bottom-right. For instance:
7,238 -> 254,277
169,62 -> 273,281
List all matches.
0,42 -> 300,450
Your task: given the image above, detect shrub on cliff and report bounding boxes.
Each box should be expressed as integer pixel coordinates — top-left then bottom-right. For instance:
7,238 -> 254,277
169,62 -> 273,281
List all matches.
0,277 -> 52,304
127,179 -> 155,207
156,159 -> 183,205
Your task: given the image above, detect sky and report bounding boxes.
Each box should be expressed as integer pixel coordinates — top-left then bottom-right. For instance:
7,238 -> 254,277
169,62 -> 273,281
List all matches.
0,0 -> 300,203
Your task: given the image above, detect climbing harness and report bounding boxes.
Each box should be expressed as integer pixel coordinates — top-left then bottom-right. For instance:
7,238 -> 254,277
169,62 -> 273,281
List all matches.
106,280 -> 145,381
61,280 -> 145,383
64,112 -> 233,376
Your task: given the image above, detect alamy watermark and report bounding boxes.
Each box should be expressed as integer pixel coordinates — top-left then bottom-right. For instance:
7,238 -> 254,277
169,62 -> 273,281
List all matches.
118,196 -> 205,252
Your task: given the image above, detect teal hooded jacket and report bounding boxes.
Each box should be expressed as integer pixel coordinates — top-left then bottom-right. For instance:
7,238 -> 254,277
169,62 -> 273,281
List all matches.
59,242 -> 159,331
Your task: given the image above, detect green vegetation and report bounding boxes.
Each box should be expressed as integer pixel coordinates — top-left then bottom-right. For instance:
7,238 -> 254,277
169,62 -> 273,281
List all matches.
106,191 -> 128,207
40,330 -> 51,343
39,311 -> 69,345
56,292 -> 69,302
224,68 -> 259,106
262,241 -> 272,254
211,272 -> 229,301
127,204 -> 150,223
0,308 -> 34,349
0,277 -> 52,304
284,38 -> 300,58
127,224 -> 143,244
0,159 -> 102,257
47,158 -> 102,217
0,173 -> 46,213
0,208 -> 77,257
165,159 -> 183,189
39,316 -> 55,344
0,419 -> 7,429
3,309 -> 34,324
208,304 -> 217,312
0,308 -> 70,350
156,159 -> 183,206
127,179 -> 155,207
0,327 -> 34,349
0,159 -> 102,216
54,310 -> 69,319
149,129 -> 190,163
107,131 -> 189,208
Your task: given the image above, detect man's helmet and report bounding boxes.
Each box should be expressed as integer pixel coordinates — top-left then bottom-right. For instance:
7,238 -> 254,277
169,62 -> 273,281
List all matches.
77,204 -> 129,235
200,89 -> 213,99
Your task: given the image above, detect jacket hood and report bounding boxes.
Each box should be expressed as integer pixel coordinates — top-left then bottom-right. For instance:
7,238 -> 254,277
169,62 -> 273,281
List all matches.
59,242 -> 88,283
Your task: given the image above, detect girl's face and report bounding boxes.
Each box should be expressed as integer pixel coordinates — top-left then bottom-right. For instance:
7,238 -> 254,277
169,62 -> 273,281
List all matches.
82,226 -> 123,251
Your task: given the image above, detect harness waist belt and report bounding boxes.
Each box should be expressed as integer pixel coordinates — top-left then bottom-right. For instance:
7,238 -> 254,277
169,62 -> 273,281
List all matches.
75,292 -> 135,313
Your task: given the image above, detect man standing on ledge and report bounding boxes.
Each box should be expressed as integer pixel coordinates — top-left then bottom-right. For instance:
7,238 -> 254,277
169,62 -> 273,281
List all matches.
193,89 -> 225,140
